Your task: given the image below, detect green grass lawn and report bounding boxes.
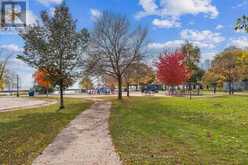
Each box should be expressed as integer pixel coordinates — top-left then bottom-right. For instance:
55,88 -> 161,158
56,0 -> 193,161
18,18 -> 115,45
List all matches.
110,96 -> 248,165
0,98 -> 92,165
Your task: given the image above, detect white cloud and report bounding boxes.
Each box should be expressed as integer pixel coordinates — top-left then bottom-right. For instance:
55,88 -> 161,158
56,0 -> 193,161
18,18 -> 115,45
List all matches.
148,29 -> 224,51
136,0 -> 158,18
8,60 -> 34,89
139,0 -> 158,13
152,18 -> 180,28
201,52 -> 216,60
229,37 -> 248,49
37,0 -> 63,5
216,24 -> 224,30
148,40 -> 184,49
233,1 -> 248,9
26,10 -> 38,25
159,0 -> 218,18
49,7 -> 56,16
180,29 -> 224,48
0,46 -> 34,89
90,9 -> 102,21
137,0 -> 218,28
0,44 -> 23,52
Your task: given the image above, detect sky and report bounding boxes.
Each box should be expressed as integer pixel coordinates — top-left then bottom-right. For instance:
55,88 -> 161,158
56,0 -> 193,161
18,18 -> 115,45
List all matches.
1,0 -> 248,89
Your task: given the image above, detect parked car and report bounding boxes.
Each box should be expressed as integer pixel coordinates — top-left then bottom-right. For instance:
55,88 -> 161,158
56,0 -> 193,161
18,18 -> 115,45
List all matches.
96,87 -> 112,95
142,84 -> 160,93
28,89 -> 35,96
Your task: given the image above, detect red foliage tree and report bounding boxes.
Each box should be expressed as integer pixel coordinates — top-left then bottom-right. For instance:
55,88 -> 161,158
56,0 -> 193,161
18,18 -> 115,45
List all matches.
157,51 -> 191,87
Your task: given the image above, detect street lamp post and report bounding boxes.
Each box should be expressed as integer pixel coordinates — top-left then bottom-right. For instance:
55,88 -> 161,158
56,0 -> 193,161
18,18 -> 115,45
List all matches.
187,48 -> 192,100
17,74 -> 19,97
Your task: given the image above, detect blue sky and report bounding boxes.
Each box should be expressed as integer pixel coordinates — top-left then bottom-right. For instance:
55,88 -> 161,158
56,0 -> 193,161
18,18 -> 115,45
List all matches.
1,0 -> 248,89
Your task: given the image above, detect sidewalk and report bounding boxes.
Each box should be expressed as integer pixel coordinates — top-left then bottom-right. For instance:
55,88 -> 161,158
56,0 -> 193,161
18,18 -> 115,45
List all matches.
32,101 -> 121,165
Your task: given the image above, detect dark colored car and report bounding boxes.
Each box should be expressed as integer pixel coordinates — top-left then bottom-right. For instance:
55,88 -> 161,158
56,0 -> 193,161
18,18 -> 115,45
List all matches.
28,89 -> 35,96
96,87 -> 111,95
142,84 -> 160,93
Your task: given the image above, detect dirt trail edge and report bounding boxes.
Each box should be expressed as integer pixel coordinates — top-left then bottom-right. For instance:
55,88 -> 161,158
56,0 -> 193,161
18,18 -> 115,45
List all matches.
32,100 -> 122,165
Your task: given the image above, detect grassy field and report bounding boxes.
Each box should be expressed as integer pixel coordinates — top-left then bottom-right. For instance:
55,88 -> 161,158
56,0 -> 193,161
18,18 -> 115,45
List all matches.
0,98 -> 92,165
110,96 -> 248,165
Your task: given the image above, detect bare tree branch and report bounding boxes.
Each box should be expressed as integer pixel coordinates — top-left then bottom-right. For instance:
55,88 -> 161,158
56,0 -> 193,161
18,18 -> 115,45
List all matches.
85,11 -> 148,99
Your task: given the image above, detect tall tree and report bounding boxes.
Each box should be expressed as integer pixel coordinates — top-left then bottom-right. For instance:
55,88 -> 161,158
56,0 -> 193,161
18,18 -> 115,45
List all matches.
181,41 -> 201,98
235,15 -> 248,76
80,77 -> 93,90
157,51 -> 191,95
85,11 -> 148,100
0,54 -> 11,90
237,50 -> 248,80
18,3 -> 89,109
191,68 -> 205,95
203,69 -> 224,93
0,78 -> 4,90
0,55 -> 11,85
210,49 -> 241,95
124,63 -> 154,96
181,41 -> 201,70
235,16 -> 248,79
0,61 -> 5,90
3,70 -> 17,93
102,74 -> 117,92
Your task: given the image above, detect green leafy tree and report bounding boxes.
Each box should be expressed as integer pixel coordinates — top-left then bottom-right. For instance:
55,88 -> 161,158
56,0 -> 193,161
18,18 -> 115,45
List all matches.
237,50 -> 248,80
235,15 -> 248,32
181,41 -> 201,98
210,49 -> 242,95
124,63 -> 155,96
18,3 -> 89,109
235,16 -> 248,80
80,77 -> 93,90
203,69 -> 224,93
181,41 -> 201,70
191,67 -> 205,83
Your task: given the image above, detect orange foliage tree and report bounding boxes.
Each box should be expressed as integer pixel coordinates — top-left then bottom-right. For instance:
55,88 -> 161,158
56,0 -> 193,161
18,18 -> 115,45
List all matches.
34,69 -> 52,95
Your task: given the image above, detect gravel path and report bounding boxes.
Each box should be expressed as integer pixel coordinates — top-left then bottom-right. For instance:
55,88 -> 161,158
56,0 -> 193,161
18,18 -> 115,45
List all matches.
0,97 -> 56,112
32,101 -> 122,165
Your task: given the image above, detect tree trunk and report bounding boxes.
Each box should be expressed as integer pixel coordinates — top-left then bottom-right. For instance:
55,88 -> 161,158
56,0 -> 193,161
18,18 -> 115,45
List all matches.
118,76 -> 122,100
189,83 -> 192,100
172,86 -> 175,95
46,88 -> 48,97
59,82 -> 64,109
127,82 -> 130,97
231,81 -> 234,95
228,81 -> 232,95
197,85 -> 200,96
16,75 -> 19,97
213,86 -> 216,94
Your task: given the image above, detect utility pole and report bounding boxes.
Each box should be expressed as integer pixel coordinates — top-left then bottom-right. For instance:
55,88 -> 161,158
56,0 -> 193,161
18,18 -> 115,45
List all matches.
187,47 -> 192,100
17,74 -> 19,97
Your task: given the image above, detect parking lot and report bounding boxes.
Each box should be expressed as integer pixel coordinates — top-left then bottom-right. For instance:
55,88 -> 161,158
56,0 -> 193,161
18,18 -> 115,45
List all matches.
0,97 -> 54,112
